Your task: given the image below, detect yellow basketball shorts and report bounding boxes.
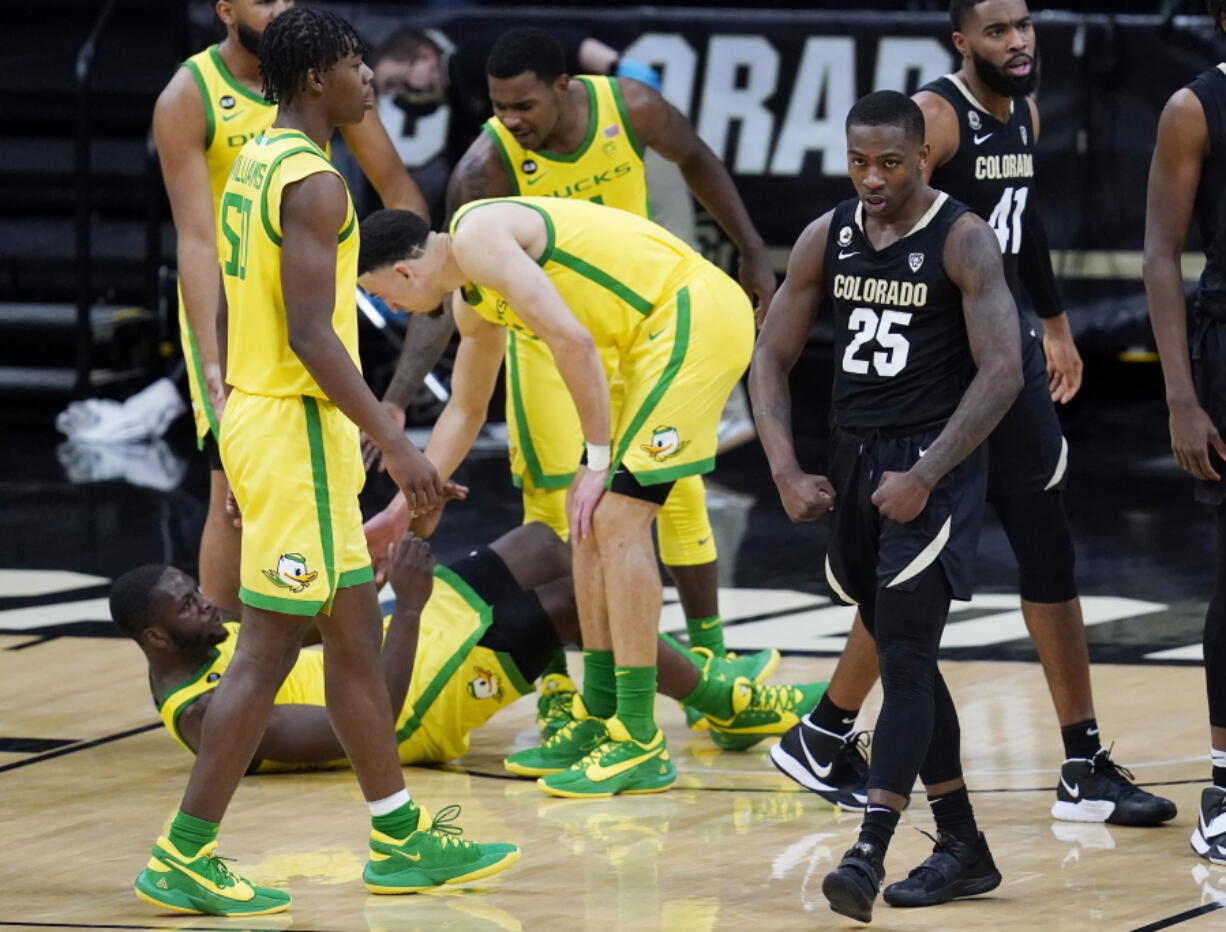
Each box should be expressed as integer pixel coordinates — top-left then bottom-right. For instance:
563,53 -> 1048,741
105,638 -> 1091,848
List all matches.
220,389 -> 372,616
614,269 -> 754,485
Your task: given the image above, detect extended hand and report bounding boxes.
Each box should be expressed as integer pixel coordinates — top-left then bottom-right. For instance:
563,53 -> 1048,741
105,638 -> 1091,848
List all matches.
1044,331 -> 1084,404
739,251 -> 778,328
408,480 -> 469,540
567,465 -> 608,543
383,441 -> 444,517
362,402 -> 407,472
775,469 -> 835,522
388,533 -> 435,610
871,470 -> 931,524
365,499 -> 410,585
1170,399 -> 1226,481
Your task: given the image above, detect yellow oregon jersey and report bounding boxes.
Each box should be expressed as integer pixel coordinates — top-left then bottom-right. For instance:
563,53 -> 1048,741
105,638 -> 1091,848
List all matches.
220,128 -> 360,398
483,76 -> 649,216
154,567 -> 530,772
451,196 -> 707,352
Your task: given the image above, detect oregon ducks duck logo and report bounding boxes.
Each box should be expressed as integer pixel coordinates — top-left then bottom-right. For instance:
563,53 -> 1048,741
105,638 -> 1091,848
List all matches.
262,553 -> 318,593
467,665 -> 503,700
641,426 -> 689,463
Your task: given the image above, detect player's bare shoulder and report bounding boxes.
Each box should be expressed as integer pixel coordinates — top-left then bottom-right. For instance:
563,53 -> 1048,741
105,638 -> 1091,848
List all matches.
447,132 -> 512,208
152,65 -> 207,141
786,209 -> 836,283
943,210 -> 1007,289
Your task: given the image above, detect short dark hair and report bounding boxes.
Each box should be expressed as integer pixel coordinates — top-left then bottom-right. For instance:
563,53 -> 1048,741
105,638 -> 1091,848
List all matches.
486,27 -> 567,83
950,0 -> 985,32
1210,0 -> 1226,33
259,7 -> 369,107
110,564 -> 171,640
359,209 -> 432,274
371,27 -> 441,67
846,91 -> 925,146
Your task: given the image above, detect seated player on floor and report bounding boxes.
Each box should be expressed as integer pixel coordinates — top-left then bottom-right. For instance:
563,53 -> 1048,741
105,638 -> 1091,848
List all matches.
110,523 -> 826,780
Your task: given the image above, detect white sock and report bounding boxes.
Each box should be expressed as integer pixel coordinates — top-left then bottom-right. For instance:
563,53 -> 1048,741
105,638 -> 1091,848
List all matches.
368,788 -> 411,817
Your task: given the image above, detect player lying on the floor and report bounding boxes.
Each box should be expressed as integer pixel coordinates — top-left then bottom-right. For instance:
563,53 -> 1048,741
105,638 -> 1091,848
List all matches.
110,523 -> 825,782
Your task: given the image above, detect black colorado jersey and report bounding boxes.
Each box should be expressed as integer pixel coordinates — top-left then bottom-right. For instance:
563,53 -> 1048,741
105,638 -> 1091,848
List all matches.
923,74 -> 1035,292
825,192 -> 972,433
1188,64 -> 1226,317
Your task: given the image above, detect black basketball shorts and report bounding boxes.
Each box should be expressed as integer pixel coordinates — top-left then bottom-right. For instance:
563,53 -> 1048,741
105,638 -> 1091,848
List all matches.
1192,314 -> 1226,506
986,332 -> 1067,498
825,423 -> 988,605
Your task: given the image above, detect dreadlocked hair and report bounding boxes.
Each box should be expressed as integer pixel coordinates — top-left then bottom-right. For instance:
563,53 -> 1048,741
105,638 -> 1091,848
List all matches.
259,7 -> 369,107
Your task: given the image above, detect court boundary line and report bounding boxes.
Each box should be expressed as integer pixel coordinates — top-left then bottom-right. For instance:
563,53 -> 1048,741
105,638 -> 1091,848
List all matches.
1129,901 -> 1225,931
0,722 -> 159,774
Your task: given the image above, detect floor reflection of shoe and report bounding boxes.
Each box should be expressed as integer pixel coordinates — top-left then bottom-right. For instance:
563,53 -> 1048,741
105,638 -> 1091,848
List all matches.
715,416 -> 756,455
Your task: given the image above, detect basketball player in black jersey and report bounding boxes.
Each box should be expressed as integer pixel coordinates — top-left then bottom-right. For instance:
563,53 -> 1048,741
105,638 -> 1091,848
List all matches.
770,0 -> 1176,829
1146,0 -> 1226,864
752,91 -> 1020,922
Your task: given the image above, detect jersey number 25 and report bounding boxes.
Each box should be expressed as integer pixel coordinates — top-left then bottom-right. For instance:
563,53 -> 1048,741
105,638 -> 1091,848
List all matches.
842,308 -> 912,377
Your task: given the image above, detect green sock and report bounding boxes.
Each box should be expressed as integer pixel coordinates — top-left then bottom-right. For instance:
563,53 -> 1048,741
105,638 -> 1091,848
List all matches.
582,649 -> 616,718
615,665 -> 658,742
168,810 -> 219,858
540,648 -> 569,679
682,668 -> 735,720
371,801 -> 419,839
686,614 -> 726,656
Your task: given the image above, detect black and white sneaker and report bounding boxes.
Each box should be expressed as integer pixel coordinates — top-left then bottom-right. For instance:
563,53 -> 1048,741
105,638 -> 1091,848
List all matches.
1051,748 -> 1177,826
769,721 -> 869,811
822,841 -> 885,924
883,830 -> 1002,908
1191,786 -> 1226,864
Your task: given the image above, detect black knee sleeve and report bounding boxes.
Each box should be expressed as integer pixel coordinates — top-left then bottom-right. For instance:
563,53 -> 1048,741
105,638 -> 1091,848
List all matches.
918,672 -> 964,786
1207,508 -> 1226,728
991,490 -> 1078,604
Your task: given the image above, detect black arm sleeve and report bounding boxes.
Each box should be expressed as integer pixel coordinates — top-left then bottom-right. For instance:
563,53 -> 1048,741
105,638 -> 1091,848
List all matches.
1019,207 -> 1065,319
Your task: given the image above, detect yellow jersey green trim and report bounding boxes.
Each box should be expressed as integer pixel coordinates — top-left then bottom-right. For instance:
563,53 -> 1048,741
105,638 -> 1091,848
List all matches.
608,79 -> 644,159
481,123 -> 520,196
240,585 -> 325,616
632,455 -> 716,486
394,564 -> 494,744
258,145 -> 330,247
507,332 -> 576,489
535,77 -> 598,163
181,308 -> 221,441
337,209 -> 357,244
337,565 -> 374,588
155,647 -> 221,713
208,43 -> 267,106
492,649 -> 532,696
452,199 -> 555,267
303,396 -> 336,597
611,286 -> 692,480
550,247 -> 652,314
182,59 -> 215,149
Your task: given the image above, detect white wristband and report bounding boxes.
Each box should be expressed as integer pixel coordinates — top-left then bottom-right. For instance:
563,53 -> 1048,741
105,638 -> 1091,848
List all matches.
585,442 -> 611,471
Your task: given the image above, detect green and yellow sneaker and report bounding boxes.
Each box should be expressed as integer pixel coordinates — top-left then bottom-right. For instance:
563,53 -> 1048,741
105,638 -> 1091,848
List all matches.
708,678 -> 828,751
535,673 -> 578,739
506,694 -> 608,777
682,647 -> 783,731
134,837 -> 290,916
538,717 -> 677,798
364,803 -> 520,894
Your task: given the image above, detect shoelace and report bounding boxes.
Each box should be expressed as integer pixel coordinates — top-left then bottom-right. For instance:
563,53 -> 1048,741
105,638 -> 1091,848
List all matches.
902,828 -> 961,882
844,730 -> 873,764
1091,745 -> 1136,786
574,738 -> 620,770
750,683 -> 807,712
540,690 -> 574,720
200,853 -> 240,888
543,716 -> 587,748
426,804 -> 472,850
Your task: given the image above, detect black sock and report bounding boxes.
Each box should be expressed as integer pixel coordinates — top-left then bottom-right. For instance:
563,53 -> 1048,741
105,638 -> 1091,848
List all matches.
1214,766 -> 1226,790
857,805 -> 900,853
928,785 -> 978,844
1061,718 -> 1102,760
807,693 -> 859,737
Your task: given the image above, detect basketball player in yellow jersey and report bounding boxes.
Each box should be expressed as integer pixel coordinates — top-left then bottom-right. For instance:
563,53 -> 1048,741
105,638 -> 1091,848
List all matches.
132,10 -> 514,918
357,197 -> 755,797
152,0 -> 427,610
367,28 -> 773,710
112,525 -> 822,775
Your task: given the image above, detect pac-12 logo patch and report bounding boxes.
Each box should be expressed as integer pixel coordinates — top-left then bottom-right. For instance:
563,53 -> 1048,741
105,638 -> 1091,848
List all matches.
967,109 -> 982,131
219,95 -> 236,110
642,426 -> 689,463
521,159 -> 537,174
262,553 -> 318,593
837,225 -> 853,247
908,252 -> 925,273
467,666 -> 503,700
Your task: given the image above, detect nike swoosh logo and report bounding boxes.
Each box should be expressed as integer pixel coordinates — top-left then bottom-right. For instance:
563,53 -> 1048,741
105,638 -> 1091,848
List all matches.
918,447 -> 929,457
393,850 -> 423,861
838,250 -> 860,260
648,329 -> 666,340
700,617 -> 720,629
1061,776 -> 1081,799
222,112 -> 242,122
524,174 -> 549,186
163,857 -> 256,900
1202,810 -> 1226,838
974,133 -> 993,144
798,721 -> 834,779
697,536 -> 711,546
586,747 -> 662,780
1086,728 -> 1099,736
841,717 -> 856,725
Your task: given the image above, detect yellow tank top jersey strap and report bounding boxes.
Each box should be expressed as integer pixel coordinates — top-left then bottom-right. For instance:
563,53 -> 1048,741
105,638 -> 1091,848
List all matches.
220,129 -> 360,399
450,196 -> 708,351
482,76 -> 649,216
